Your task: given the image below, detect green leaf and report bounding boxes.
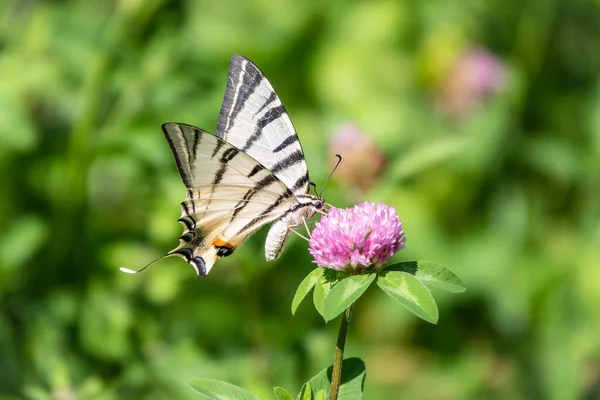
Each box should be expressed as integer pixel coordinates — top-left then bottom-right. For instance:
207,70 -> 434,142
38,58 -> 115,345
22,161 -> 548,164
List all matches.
377,271 -> 439,324
274,386 -> 294,400
292,268 -> 324,315
384,261 -> 465,293
187,379 -> 260,400
313,270 -> 336,317
303,357 -> 366,399
322,274 -> 376,322
297,383 -> 311,400
315,390 -> 326,400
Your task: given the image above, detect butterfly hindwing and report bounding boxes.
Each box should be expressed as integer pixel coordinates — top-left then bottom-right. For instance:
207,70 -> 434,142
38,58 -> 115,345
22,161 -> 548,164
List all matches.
162,122 -> 301,276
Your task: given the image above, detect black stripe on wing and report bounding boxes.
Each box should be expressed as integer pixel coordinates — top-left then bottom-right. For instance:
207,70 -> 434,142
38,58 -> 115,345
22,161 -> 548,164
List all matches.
212,147 -> 240,185
211,140 -> 225,159
225,171 -> 294,224
256,90 -> 278,115
290,174 -> 309,193
162,123 -> 205,188
237,197 -> 308,236
270,150 -> 304,175
273,134 -> 299,152
240,104 -> 286,152
247,164 -> 264,178
237,194 -> 289,236
217,56 -> 264,138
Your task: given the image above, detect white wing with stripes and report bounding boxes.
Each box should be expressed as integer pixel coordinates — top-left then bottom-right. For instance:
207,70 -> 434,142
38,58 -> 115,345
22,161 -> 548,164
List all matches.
161,122 -> 306,276
216,55 -> 311,197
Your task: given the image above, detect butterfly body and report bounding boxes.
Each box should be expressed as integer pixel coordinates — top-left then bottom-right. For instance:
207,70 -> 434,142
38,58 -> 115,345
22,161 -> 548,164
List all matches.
160,56 -> 323,277
265,194 -> 322,261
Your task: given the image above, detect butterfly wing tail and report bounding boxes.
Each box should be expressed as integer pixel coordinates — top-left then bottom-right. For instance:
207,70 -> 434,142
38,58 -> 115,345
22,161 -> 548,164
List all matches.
167,243 -> 219,278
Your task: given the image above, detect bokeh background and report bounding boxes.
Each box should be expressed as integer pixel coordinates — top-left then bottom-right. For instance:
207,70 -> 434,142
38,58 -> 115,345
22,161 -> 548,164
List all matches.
1,0 -> 600,398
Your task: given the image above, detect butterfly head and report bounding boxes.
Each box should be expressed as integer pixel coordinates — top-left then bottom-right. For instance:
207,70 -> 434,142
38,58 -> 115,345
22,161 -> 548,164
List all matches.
313,198 -> 325,211
308,182 -> 327,213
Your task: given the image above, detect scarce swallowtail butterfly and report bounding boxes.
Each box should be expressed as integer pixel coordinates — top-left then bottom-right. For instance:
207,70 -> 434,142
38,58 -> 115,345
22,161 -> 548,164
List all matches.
124,55 -> 325,277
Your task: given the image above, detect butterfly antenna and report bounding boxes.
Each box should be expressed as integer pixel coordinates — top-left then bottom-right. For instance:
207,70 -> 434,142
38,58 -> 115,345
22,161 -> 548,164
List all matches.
120,255 -> 167,275
318,154 -> 342,198
310,181 -> 318,196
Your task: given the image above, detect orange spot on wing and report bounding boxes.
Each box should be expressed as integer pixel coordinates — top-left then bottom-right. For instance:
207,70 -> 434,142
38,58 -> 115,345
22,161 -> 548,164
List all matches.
213,238 -> 234,248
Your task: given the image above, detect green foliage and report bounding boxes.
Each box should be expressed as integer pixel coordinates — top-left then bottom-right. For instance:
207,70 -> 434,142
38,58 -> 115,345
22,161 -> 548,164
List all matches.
1,0 -> 600,398
384,261 -> 466,293
322,274 -> 376,322
273,386 -> 294,400
377,271 -> 439,324
293,263 -> 460,324
302,358 -> 366,400
291,267 -> 323,315
312,269 -> 335,316
188,379 -> 260,400
297,384 -> 311,400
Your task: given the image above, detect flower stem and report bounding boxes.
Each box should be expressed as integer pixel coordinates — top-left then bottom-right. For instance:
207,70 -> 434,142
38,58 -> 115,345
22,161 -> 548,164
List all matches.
329,304 -> 354,400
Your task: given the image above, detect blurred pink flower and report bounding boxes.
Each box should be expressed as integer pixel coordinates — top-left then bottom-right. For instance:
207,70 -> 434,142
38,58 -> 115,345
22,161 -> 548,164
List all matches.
438,47 -> 506,117
309,202 -> 405,271
330,124 -> 385,192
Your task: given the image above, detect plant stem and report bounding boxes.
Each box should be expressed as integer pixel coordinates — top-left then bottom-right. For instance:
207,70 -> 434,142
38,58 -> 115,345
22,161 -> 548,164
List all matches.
329,304 -> 354,400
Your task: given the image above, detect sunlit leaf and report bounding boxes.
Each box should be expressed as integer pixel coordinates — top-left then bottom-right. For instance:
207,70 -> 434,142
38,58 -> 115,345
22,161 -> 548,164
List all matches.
384,261 -> 465,293
274,386 -> 293,400
322,274 -> 376,322
377,271 -> 439,324
187,379 -> 260,400
297,383 -> 311,400
303,357 -> 366,399
292,267 -> 324,315
313,270 -> 336,317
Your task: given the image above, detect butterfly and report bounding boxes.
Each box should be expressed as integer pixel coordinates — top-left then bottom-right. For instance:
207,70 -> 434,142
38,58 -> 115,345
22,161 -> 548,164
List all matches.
122,55 -> 325,277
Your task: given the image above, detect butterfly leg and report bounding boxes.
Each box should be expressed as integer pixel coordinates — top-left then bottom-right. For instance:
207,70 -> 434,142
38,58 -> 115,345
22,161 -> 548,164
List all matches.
288,224 -> 310,241
324,202 -> 336,212
302,218 -> 312,239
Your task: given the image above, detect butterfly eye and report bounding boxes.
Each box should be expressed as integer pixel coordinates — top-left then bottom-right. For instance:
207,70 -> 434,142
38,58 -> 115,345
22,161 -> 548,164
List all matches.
315,200 -> 324,209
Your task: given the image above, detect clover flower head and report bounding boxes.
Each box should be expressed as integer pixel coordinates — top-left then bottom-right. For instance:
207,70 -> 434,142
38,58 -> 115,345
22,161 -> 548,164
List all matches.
309,202 -> 405,271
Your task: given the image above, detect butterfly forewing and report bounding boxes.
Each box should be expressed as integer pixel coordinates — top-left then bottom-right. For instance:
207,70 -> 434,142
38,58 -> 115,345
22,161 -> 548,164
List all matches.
216,55 -> 311,197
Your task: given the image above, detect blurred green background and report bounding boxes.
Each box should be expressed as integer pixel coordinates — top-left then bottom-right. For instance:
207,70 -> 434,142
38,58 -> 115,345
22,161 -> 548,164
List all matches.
1,0 -> 600,398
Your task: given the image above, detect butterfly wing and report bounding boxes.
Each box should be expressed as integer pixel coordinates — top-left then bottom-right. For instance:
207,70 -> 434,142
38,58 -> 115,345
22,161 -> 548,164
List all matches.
162,122 -> 300,276
216,55 -> 311,197
216,55 -> 318,260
